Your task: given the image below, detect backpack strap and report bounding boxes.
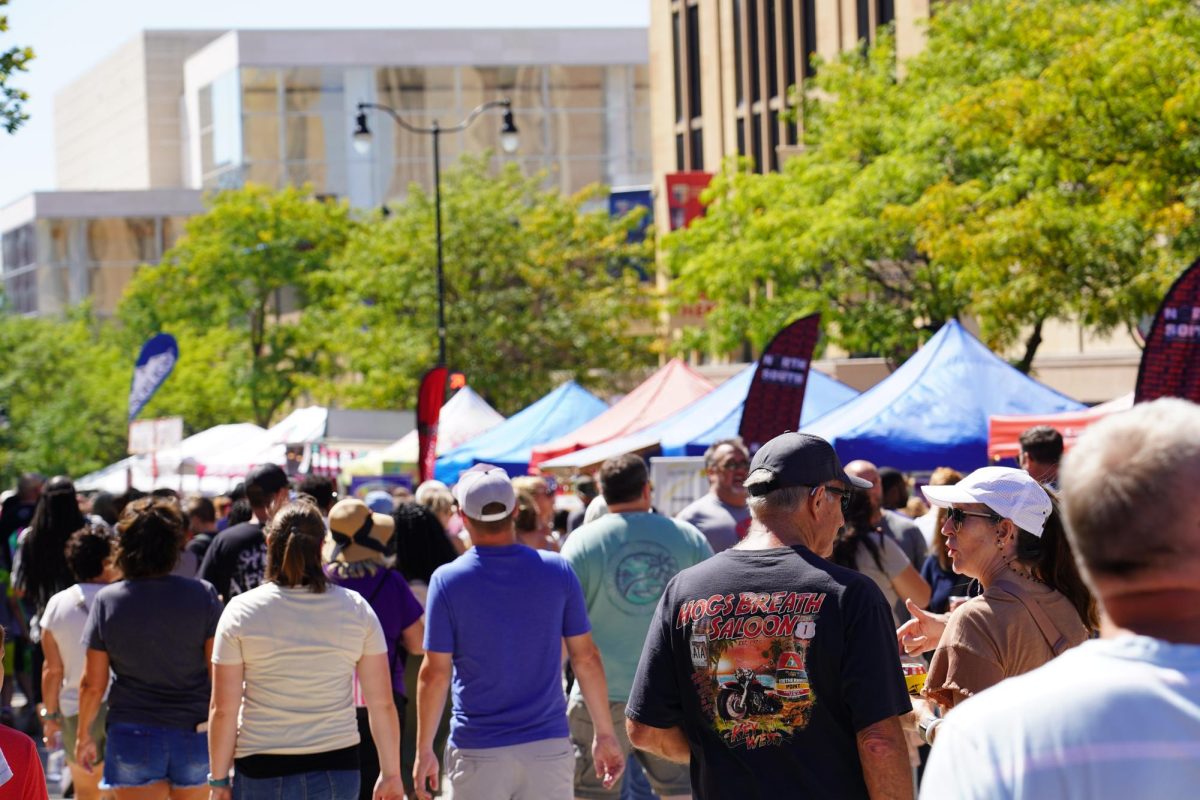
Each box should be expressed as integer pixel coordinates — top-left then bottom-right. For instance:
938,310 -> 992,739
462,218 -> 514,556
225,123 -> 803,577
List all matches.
992,578 -> 1071,656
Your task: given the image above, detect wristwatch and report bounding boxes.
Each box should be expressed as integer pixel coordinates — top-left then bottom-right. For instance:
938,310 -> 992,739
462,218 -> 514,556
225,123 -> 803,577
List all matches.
207,773 -> 232,788
38,708 -> 62,723
918,715 -> 943,746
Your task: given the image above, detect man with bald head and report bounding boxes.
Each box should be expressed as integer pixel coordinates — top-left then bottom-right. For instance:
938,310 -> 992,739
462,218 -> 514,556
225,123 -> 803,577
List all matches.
844,461 -> 925,570
920,398 -> 1200,799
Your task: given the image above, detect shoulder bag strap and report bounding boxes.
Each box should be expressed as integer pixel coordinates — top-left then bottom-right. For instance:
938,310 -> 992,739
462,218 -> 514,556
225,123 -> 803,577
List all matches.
992,578 -> 1071,656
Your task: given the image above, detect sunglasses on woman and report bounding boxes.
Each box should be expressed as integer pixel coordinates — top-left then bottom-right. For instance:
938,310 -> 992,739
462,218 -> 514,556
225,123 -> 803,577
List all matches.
945,507 -> 1003,530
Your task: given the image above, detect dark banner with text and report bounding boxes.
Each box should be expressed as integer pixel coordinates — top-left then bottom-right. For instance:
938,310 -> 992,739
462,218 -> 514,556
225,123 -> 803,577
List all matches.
417,366 -> 448,482
739,314 -> 822,453
1135,258 -> 1200,404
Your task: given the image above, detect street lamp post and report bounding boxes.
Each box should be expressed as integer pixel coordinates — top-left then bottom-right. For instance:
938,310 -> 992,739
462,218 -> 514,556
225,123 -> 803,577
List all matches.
352,99 -> 519,366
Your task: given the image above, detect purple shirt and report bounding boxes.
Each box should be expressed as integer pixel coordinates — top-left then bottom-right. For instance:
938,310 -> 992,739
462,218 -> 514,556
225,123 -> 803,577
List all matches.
327,565 -> 424,695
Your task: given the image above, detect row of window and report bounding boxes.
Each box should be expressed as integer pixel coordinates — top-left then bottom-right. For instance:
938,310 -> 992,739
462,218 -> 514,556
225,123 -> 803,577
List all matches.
672,0 -> 895,174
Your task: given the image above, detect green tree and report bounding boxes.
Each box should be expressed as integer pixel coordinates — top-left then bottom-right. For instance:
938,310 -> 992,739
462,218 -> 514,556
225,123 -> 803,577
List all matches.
315,156 -> 656,413
118,185 -> 352,427
664,0 -> 1200,368
0,0 -> 34,133
0,306 -> 128,484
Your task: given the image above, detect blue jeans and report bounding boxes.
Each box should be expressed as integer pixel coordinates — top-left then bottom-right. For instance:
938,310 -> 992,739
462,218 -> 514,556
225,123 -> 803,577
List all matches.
233,770 -> 360,800
104,722 -> 208,789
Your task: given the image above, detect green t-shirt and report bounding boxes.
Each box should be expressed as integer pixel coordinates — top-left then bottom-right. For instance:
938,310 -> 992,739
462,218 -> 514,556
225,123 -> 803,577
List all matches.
561,511 -> 713,702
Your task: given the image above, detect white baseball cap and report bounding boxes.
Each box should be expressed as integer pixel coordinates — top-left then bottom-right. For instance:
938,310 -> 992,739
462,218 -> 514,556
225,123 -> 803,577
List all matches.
922,466 -> 1052,537
453,464 -> 516,522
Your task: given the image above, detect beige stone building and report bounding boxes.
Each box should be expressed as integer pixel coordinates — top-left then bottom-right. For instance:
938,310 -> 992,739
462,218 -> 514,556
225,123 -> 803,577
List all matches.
649,0 -> 1138,402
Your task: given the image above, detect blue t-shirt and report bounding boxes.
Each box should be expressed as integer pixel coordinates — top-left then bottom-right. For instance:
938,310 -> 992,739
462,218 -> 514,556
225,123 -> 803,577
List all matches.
424,544 -> 591,749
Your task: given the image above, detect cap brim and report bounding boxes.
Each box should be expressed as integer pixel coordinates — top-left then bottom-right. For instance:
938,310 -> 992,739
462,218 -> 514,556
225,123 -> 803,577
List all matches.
921,484 -> 979,508
846,474 -> 873,490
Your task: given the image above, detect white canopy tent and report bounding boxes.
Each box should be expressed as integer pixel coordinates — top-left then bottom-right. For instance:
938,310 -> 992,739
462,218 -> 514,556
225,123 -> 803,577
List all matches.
77,423 -> 268,495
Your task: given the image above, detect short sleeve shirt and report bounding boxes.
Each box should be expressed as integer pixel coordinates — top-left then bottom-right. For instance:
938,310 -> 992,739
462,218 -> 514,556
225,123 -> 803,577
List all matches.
675,494 -> 752,554
925,581 -> 1087,710
561,512 -> 712,701
39,583 -> 105,716
852,532 -> 911,627
212,583 -> 387,757
82,576 -> 223,730
626,546 -> 911,799
424,544 -> 590,749
326,565 -> 425,695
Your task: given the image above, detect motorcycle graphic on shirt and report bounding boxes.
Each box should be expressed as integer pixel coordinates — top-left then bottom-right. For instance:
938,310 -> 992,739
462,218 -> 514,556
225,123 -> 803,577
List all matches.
678,590 -> 826,750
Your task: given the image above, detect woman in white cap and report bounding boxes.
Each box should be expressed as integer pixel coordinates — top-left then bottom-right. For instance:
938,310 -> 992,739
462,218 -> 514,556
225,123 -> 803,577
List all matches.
897,467 -> 1096,744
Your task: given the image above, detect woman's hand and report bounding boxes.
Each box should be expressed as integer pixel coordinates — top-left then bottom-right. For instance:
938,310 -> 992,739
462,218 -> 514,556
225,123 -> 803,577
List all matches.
74,733 -> 97,774
897,599 -> 950,655
373,773 -> 407,799
209,788 -> 232,800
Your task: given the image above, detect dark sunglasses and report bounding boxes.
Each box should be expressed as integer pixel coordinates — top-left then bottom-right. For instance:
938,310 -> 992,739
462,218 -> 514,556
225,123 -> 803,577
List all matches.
812,484 -> 852,513
945,507 -> 1002,529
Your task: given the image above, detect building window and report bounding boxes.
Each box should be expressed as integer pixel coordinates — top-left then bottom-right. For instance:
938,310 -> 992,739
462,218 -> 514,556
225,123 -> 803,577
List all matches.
686,4 -> 703,118
676,133 -> 686,171
733,0 -> 744,106
857,0 -> 871,45
877,0 -> 895,28
690,128 -> 704,171
802,0 -> 817,78
672,11 -> 684,123
671,1 -> 706,171
765,0 -> 778,99
747,0 -> 760,104
783,0 -> 797,94
0,223 -> 34,272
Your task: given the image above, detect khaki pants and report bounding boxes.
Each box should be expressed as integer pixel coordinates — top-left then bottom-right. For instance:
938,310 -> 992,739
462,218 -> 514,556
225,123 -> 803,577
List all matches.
444,737 -> 574,800
567,696 -> 691,799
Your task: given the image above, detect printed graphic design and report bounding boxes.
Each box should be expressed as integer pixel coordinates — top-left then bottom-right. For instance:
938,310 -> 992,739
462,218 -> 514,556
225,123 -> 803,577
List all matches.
677,591 -> 825,750
607,540 -> 679,615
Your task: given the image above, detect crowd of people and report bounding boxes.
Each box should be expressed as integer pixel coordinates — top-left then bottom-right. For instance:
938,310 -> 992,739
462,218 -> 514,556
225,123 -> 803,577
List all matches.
0,402 -> 1196,798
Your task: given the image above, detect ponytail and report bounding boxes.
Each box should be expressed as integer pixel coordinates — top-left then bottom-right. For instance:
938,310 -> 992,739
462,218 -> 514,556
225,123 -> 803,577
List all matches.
265,500 -> 328,593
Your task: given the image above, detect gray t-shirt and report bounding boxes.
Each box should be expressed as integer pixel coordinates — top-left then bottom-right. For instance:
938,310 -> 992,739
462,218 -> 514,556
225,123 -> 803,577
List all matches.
852,532 -> 912,628
83,575 -> 224,730
881,510 -> 926,622
675,492 -> 751,554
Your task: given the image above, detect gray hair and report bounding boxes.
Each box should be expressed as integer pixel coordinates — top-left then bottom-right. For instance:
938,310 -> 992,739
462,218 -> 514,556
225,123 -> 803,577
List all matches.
704,438 -> 749,471
1061,398 -> 1200,579
745,469 -> 809,519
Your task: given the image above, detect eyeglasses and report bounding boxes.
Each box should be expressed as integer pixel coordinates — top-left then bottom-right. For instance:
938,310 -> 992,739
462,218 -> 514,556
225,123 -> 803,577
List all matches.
718,459 -> 750,471
812,484 -> 852,514
945,507 -> 1003,530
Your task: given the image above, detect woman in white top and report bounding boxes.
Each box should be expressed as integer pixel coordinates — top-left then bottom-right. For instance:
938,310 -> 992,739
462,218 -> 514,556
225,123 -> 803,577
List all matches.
208,500 -> 404,800
832,490 -> 930,626
39,525 -> 119,800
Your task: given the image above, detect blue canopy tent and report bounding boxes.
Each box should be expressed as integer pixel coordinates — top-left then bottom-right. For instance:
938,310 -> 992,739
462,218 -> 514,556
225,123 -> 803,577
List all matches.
803,320 -> 1085,472
537,365 -> 859,471
435,381 -> 608,483
677,366 -> 860,456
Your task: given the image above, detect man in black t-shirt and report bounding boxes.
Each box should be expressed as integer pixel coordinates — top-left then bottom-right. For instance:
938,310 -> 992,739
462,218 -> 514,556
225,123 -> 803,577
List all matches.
626,433 -> 914,800
198,464 -> 290,601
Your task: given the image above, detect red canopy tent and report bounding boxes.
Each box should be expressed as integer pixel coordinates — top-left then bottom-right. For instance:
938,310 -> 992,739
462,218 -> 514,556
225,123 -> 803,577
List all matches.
529,359 -> 715,469
987,393 -> 1134,460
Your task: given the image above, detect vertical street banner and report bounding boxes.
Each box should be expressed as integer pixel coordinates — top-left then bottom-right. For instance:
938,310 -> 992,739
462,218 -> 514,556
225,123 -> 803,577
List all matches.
665,172 -> 713,230
128,333 -> 179,422
738,314 -> 822,453
1135,258 -> 1200,404
417,366 -> 449,483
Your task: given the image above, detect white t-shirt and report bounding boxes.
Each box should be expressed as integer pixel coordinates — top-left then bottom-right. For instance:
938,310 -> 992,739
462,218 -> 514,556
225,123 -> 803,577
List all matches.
212,582 -> 387,758
921,635 -> 1200,800
40,583 -> 105,716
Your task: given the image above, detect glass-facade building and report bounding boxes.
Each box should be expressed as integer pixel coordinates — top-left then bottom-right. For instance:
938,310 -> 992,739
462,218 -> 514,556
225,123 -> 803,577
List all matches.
1,28 -> 651,315
196,64 -> 650,202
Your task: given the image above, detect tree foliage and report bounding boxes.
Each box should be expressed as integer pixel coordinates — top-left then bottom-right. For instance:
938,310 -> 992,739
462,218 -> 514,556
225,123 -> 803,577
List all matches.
118,185 -> 352,427
664,0 -> 1200,367
314,156 -> 656,414
0,306 -> 127,485
0,0 -> 34,133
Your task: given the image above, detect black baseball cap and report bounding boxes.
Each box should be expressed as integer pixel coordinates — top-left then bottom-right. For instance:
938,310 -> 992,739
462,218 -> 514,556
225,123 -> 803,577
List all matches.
245,463 -> 290,496
745,432 -> 872,496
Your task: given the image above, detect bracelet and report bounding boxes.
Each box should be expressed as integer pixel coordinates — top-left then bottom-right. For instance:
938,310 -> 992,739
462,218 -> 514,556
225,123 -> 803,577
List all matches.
207,773 -> 231,788
920,716 -> 943,746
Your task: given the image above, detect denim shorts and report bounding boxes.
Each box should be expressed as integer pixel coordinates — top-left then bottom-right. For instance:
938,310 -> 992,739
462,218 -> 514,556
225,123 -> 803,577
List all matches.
234,770 -> 359,800
103,722 -> 209,789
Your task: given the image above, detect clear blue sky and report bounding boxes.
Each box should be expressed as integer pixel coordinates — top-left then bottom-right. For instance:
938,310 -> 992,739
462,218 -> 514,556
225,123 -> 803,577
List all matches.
0,0 -> 650,207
